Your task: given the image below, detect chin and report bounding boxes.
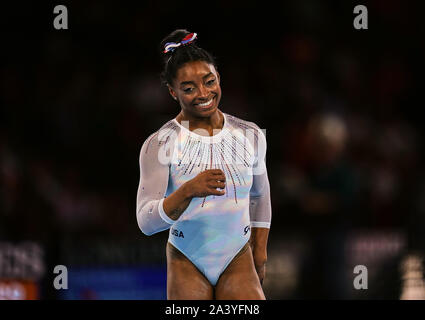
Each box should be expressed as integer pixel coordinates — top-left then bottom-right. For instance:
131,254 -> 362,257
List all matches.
197,106 -> 218,117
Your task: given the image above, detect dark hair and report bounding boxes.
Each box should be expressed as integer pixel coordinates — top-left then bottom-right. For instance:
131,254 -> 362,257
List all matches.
159,29 -> 217,86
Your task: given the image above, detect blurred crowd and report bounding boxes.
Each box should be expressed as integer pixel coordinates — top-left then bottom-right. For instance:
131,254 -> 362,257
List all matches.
1,1 -> 424,299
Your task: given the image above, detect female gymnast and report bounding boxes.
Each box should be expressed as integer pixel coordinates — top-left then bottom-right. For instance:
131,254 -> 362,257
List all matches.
136,29 -> 272,300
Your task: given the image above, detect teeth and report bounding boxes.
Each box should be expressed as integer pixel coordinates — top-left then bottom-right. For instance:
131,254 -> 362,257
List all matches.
197,99 -> 213,107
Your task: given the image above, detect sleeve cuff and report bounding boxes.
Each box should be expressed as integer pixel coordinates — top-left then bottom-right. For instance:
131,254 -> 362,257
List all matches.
158,198 -> 176,225
250,221 -> 270,228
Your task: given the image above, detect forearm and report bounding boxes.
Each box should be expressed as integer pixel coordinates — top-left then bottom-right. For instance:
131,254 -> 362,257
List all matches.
137,180 -> 196,235
162,182 -> 193,221
250,227 -> 269,262
250,227 -> 269,284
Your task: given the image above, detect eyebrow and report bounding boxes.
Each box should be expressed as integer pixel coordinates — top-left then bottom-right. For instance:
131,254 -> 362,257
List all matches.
180,72 -> 213,87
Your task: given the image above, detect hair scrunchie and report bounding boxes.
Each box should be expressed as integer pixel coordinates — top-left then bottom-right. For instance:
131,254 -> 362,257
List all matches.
163,33 -> 197,54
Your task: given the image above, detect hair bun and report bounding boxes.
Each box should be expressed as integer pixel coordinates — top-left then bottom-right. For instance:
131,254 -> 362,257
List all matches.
163,32 -> 197,54
160,29 -> 193,55
159,29 -> 216,85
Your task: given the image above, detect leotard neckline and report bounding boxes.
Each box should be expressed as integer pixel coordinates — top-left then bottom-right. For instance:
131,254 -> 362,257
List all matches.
172,112 -> 229,143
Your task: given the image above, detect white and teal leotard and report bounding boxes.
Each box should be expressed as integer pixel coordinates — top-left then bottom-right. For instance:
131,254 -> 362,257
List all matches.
137,112 -> 271,285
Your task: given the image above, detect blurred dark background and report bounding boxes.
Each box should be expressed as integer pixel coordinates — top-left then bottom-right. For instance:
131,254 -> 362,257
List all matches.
0,0 -> 424,299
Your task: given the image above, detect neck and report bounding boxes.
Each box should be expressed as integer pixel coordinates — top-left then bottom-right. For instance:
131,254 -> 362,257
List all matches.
176,109 -> 224,135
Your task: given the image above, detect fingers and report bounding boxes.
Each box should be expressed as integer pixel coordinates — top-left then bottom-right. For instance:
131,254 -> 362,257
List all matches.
208,188 -> 226,196
207,172 -> 226,182
193,169 -> 227,197
208,181 -> 226,189
202,169 -> 226,181
206,169 -> 224,175
217,182 -> 226,189
216,174 -> 226,182
206,169 -> 226,181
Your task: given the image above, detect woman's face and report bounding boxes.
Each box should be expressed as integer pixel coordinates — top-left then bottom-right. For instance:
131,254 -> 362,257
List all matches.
168,60 -> 221,118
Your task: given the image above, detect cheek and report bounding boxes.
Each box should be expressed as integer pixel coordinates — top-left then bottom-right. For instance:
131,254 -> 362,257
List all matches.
209,81 -> 220,93
215,84 -> 222,97
179,95 -> 195,107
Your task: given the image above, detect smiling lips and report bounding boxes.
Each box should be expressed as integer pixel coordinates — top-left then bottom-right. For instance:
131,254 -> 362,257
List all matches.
194,96 -> 215,109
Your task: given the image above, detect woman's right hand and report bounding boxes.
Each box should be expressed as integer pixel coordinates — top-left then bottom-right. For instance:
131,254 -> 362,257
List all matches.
163,169 -> 226,221
185,169 -> 226,198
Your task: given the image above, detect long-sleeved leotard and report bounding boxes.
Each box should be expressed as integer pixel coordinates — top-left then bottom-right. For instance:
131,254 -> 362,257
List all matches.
136,112 -> 271,285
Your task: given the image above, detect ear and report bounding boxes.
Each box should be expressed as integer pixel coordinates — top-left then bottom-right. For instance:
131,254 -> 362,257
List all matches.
168,85 -> 178,101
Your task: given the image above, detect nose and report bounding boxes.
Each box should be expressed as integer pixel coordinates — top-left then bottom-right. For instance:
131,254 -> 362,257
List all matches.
198,84 -> 209,100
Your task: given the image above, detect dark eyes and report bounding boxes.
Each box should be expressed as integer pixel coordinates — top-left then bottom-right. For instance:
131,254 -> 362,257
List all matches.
182,79 -> 215,94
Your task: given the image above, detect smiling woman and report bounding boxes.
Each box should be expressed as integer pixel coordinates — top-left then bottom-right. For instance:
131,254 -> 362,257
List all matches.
136,29 -> 272,300
172,60 -> 221,121
160,30 -> 222,126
